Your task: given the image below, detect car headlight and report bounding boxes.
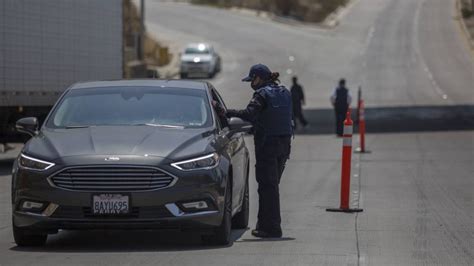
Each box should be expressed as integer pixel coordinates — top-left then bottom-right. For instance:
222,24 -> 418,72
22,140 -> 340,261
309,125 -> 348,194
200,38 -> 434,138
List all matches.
171,153 -> 219,171
18,154 -> 55,171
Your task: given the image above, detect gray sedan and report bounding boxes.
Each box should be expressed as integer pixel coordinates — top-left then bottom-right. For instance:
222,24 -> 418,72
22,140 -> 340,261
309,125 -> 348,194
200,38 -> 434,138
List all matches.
12,80 -> 250,246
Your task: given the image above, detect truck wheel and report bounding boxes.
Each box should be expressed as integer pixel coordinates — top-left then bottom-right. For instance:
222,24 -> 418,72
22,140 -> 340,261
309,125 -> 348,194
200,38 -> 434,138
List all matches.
203,182 -> 232,245
13,224 -> 47,247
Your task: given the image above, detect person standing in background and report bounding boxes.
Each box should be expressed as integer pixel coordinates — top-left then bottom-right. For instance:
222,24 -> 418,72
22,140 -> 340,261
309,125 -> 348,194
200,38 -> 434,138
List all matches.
290,76 -> 308,129
330,79 -> 352,136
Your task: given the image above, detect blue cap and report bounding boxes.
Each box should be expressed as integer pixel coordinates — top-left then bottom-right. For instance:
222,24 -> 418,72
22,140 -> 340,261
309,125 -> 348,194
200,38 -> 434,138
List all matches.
242,64 -> 271,82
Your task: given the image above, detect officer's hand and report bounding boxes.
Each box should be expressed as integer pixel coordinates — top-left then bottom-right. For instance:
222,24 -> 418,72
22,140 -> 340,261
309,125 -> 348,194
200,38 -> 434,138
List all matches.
225,110 -> 235,118
212,100 -> 226,117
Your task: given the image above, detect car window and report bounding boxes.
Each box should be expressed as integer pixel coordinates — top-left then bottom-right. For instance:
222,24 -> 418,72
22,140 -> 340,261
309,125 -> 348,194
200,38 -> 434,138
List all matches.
210,86 -> 227,110
47,86 -> 212,129
209,87 -> 229,129
184,47 -> 210,54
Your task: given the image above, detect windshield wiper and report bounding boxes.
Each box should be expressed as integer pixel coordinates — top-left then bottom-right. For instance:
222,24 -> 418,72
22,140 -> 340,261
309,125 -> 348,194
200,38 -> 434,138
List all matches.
64,125 -> 90,129
133,123 -> 185,129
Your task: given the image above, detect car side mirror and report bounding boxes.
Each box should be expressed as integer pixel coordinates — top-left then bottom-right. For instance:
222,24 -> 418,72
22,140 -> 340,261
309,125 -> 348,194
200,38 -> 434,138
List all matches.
228,117 -> 252,134
16,117 -> 39,136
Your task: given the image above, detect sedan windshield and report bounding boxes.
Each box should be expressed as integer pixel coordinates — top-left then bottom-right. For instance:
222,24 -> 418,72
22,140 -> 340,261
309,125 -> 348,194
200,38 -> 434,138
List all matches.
46,86 -> 212,128
185,47 -> 210,54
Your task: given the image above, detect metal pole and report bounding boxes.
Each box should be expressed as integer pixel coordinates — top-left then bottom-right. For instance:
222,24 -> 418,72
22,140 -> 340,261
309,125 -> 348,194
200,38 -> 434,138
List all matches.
138,0 -> 145,61
356,86 -> 361,123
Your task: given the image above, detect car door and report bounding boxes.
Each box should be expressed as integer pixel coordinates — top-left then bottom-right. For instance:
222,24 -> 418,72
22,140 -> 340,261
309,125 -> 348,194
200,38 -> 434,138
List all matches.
209,86 -> 246,214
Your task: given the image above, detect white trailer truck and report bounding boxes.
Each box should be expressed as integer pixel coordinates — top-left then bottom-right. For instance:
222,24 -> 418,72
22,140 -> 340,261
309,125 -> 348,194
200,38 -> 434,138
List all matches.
0,0 -> 123,142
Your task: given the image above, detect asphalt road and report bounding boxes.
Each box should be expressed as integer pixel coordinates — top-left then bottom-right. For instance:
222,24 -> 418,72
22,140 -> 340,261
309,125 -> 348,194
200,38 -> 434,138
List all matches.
0,0 -> 473,265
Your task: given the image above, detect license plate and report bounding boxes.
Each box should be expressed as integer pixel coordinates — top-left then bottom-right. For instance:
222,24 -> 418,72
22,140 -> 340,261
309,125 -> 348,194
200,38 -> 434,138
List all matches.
92,194 -> 129,215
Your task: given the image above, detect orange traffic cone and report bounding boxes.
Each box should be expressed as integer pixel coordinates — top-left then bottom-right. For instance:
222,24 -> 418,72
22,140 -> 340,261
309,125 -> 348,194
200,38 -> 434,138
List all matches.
355,100 -> 371,153
327,109 -> 363,213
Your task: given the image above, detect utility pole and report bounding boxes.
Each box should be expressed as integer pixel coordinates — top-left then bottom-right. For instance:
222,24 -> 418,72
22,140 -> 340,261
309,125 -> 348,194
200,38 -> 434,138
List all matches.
138,0 -> 145,61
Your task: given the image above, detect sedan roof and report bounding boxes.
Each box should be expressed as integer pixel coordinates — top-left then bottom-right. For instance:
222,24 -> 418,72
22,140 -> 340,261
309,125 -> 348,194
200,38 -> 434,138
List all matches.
70,79 -> 209,90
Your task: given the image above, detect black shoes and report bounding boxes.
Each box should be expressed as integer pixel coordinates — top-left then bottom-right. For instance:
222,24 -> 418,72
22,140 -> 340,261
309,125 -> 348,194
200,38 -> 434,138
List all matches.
251,229 -> 282,238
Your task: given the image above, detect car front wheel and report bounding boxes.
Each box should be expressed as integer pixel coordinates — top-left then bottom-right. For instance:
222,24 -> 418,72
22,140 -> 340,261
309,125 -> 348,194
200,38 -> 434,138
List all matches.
203,181 -> 232,245
232,167 -> 249,229
13,223 -> 47,247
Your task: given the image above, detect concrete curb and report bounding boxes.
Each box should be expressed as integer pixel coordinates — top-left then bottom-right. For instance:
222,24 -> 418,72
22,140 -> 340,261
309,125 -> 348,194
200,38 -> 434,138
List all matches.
456,0 -> 474,52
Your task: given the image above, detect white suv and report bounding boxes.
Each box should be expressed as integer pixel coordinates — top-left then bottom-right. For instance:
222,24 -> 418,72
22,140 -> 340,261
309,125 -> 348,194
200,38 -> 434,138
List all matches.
180,43 -> 221,78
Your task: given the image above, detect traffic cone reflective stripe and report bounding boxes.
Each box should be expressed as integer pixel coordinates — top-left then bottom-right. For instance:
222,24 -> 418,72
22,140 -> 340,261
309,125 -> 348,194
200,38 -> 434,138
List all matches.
343,123 -> 353,147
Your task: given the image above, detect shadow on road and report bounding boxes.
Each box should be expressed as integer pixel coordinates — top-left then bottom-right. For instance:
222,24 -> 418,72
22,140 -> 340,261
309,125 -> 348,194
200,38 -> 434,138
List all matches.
237,237 -> 296,242
295,104 -> 474,135
10,229 -> 247,253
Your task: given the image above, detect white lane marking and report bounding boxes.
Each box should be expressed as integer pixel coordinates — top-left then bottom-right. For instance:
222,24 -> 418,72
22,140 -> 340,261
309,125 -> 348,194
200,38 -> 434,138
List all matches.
367,26 -> 375,44
360,26 -> 375,56
359,254 -> 367,266
413,0 -> 450,101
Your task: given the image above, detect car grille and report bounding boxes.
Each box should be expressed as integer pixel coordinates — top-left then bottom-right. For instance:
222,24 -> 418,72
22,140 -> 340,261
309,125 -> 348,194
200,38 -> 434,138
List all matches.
50,166 -> 176,192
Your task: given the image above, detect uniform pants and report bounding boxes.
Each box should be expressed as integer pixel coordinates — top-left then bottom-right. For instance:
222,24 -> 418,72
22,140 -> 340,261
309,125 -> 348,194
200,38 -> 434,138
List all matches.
254,136 -> 291,234
335,109 -> 347,136
293,106 -> 308,127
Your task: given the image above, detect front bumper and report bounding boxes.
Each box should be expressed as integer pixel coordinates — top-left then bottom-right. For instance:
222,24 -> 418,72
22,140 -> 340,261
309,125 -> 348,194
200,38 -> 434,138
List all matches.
12,159 -> 228,232
180,62 -> 212,75
13,206 -> 221,232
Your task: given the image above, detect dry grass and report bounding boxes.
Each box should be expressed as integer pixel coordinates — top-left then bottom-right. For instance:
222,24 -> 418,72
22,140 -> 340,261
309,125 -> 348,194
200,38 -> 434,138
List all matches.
123,0 -> 171,66
191,0 -> 348,22
460,0 -> 474,40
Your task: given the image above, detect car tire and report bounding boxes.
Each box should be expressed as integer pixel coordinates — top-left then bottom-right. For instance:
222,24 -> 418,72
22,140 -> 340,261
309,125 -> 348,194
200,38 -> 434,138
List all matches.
13,224 -> 47,247
208,71 -> 215,79
232,167 -> 249,229
204,181 -> 232,245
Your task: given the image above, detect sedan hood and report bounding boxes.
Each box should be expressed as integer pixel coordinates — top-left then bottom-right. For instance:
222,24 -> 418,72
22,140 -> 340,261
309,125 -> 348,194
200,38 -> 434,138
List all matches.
24,126 -> 215,161
181,54 -> 212,62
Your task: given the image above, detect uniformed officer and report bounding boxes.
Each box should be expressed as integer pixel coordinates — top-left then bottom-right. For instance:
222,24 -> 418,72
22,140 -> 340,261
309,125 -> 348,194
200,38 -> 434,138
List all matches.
226,64 -> 292,238
330,79 -> 352,136
290,76 -> 308,129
